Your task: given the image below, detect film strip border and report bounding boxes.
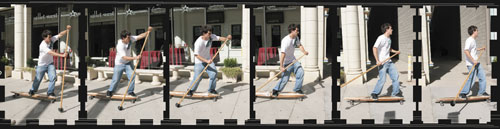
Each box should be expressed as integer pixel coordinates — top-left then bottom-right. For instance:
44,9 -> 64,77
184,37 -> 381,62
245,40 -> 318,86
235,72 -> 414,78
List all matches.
0,0 -> 498,128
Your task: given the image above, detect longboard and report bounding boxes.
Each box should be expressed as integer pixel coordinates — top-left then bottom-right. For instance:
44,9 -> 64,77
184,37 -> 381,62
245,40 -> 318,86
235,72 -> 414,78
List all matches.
11,91 -> 57,103
435,96 -> 490,106
169,91 -> 220,101
255,91 -> 306,101
88,92 -> 138,103
344,96 -> 404,105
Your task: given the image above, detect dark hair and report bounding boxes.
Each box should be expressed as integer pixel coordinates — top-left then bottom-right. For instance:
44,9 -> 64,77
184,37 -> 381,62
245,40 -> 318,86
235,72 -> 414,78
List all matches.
120,30 -> 131,39
381,23 -> 392,33
41,30 -> 52,39
468,25 -> 478,36
288,24 -> 300,33
200,25 -> 212,34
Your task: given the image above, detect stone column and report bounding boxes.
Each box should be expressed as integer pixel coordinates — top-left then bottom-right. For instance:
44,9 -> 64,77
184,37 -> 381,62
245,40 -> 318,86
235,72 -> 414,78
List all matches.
341,6 -> 363,85
241,5 -> 250,83
12,4 -> 24,79
301,6 -> 321,83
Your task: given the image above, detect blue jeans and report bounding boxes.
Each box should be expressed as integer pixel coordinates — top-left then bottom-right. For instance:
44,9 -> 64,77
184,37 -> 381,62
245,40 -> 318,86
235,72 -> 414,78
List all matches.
273,62 -> 304,92
108,62 -> 136,93
371,62 -> 400,96
31,63 -> 57,94
189,63 -> 217,91
460,63 -> 487,95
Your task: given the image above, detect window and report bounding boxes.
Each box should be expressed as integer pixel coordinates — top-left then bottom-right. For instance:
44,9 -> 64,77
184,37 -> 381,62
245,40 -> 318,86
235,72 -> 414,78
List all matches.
231,24 -> 241,48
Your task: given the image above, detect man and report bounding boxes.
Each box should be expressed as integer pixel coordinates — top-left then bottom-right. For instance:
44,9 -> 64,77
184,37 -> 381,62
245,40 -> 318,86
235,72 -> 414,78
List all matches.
371,23 -> 402,100
107,26 -> 153,97
29,25 -> 71,97
272,24 -> 309,97
460,25 -> 488,98
187,25 -> 231,96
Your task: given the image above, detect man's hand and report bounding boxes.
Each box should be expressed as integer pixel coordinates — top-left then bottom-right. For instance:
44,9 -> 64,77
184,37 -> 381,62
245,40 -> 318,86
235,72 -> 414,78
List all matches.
226,35 -> 232,40
206,60 -> 213,64
280,66 -> 286,73
147,26 -> 153,32
473,60 -> 478,65
478,47 -> 486,51
134,56 -> 141,60
376,60 -> 382,66
303,51 -> 309,55
62,53 -> 68,58
66,25 -> 71,30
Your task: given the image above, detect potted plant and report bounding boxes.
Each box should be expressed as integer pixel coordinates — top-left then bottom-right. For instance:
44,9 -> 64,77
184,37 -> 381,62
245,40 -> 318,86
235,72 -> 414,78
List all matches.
220,58 -> 242,83
85,56 -> 98,80
1,56 -> 12,78
23,58 -> 36,81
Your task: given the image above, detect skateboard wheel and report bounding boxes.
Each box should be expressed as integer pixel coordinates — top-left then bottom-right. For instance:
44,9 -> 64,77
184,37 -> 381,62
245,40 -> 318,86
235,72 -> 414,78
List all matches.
299,97 -> 303,101
169,96 -> 172,99
118,106 -> 124,111
450,101 -> 456,107
58,108 -> 64,112
487,99 -> 491,103
175,103 -> 181,108
51,100 -> 56,103
440,102 -> 444,106
132,99 -> 136,103
89,96 -> 94,100
400,101 -> 404,105
349,101 -> 354,106
213,97 -> 217,102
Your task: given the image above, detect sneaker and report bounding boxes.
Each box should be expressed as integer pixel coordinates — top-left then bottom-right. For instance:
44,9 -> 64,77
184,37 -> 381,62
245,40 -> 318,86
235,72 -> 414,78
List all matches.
272,90 -> 279,97
371,93 -> 378,100
28,90 -> 35,96
393,94 -> 403,98
479,92 -> 489,96
459,94 -> 467,99
187,90 -> 194,97
47,93 -> 56,97
209,90 -> 218,94
128,92 -> 137,97
295,90 -> 304,94
106,91 -> 113,97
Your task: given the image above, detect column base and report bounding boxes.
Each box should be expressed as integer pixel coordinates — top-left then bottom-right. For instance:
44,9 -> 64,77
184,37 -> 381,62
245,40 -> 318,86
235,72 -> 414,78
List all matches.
242,71 -> 250,83
345,72 -> 363,85
303,68 -> 320,83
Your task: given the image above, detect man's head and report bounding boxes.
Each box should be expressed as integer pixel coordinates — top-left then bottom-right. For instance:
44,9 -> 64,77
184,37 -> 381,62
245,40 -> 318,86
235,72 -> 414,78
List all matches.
468,25 -> 478,38
41,30 -> 52,44
381,23 -> 393,36
200,25 -> 213,40
120,30 -> 132,44
288,24 -> 300,38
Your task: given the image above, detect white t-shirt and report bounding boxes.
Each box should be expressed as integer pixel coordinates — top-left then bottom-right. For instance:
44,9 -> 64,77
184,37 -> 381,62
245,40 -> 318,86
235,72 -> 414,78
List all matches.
464,36 -> 478,66
38,35 -> 60,66
193,34 -> 220,64
373,34 -> 392,63
280,34 -> 301,65
115,36 -> 138,65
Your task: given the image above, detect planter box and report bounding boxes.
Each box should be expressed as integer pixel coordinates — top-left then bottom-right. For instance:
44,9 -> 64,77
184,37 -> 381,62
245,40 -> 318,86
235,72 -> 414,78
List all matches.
222,73 -> 238,83
23,70 -> 36,81
87,69 -> 98,80
4,66 -> 12,78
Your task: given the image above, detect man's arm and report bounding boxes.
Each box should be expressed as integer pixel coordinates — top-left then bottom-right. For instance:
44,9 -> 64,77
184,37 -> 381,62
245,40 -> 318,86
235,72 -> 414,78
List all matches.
48,50 -> 67,57
195,54 -> 212,64
390,48 -> 400,54
298,44 -> 309,55
217,35 -> 232,42
280,52 -> 286,72
57,25 -> 71,37
464,50 -> 477,65
373,47 -> 380,65
136,26 -> 153,40
122,56 -> 139,61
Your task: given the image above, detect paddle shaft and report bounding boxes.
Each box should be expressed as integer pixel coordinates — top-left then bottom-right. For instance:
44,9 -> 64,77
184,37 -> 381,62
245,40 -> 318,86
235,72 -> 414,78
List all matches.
59,29 -> 70,109
340,53 -> 399,88
255,54 -> 306,92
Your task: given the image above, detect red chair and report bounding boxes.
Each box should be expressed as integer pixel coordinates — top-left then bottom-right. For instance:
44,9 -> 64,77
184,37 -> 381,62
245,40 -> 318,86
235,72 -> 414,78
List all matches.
109,49 -> 116,67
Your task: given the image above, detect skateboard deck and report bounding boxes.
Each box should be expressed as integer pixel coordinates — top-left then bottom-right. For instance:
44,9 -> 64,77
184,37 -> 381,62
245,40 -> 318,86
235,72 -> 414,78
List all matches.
88,92 -> 138,103
170,91 -> 220,99
435,96 -> 490,106
11,91 -> 57,103
344,96 -> 404,105
255,91 -> 306,101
